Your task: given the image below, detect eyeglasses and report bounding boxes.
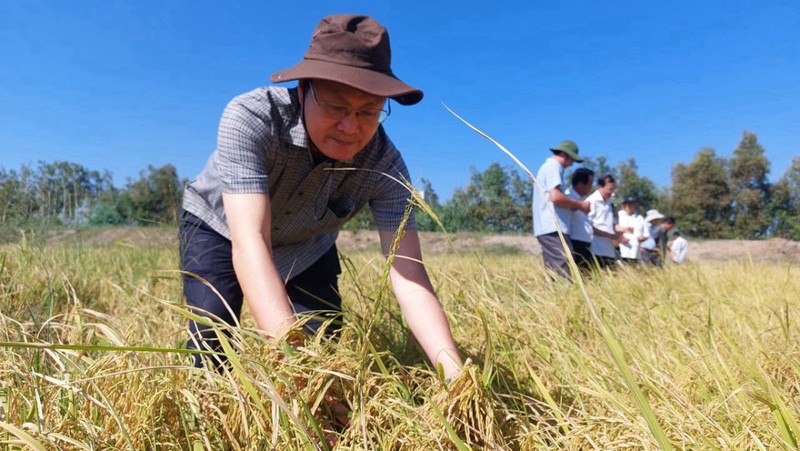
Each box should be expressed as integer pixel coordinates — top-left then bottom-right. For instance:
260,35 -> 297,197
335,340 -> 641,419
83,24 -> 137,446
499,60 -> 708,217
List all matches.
308,82 -> 391,126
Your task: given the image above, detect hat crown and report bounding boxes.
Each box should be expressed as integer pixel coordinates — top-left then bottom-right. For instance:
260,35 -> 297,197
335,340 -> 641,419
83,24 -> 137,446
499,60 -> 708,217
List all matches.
549,139 -> 584,162
553,140 -> 578,154
269,14 -> 423,105
306,15 -> 393,74
645,209 -> 665,222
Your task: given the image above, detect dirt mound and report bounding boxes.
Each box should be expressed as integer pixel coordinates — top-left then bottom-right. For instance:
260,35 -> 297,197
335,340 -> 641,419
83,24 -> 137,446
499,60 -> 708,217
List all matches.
336,231 -> 800,264
687,238 -> 800,264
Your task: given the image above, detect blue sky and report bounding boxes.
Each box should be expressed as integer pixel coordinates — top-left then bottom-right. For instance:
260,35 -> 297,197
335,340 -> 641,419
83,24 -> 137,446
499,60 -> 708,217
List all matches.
2,0 -> 798,200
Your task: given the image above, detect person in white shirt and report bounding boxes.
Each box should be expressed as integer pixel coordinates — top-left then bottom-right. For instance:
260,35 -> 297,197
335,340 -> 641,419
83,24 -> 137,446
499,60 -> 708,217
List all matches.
566,168 -> 595,271
587,175 -> 626,269
670,231 -> 688,263
532,140 -> 590,280
618,197 -> 646,264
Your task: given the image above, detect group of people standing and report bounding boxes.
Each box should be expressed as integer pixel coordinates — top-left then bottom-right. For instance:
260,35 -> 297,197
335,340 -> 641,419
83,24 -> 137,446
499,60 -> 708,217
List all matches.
533,140 -> 688,280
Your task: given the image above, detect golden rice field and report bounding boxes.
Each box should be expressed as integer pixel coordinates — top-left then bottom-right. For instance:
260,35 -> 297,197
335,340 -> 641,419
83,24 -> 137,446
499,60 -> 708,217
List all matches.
1,229 -> 799,450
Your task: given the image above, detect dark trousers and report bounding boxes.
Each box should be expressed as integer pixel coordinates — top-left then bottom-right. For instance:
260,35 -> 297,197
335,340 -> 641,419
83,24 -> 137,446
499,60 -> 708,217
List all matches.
179,211 -> 342,368
640,248 -> 658,266
594,255 -> 617,270
570,239 -> 594,271
537,232 -> 574,280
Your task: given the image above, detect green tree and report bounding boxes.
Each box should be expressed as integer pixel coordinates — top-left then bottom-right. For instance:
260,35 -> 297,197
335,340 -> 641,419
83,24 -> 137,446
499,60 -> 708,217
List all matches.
0,168 -> 24,224
415,178 -> 443,232
671,148 -> 732,238
88,202 -> 125,226
123,164 -> 183,225
729,131 -> 771,238
442,163 -> 530,233
580,156 -> 618,181
30,161 -> 111,226
768,156 -> 800,239
341,207 -> 377,231
615,158 -> 659,210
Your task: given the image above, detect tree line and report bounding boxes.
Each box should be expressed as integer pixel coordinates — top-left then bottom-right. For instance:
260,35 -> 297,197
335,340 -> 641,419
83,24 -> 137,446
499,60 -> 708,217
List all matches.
355,131 -> 799,240
0,162 -> 183,232
1,131 -> 798,240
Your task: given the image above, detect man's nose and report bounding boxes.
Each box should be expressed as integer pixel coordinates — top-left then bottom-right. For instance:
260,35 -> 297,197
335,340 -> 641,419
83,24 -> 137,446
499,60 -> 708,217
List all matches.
337,111 -> 360,133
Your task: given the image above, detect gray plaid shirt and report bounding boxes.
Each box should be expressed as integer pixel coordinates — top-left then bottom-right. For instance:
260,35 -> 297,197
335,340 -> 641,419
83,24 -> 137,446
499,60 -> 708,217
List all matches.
182,86 -> 415,279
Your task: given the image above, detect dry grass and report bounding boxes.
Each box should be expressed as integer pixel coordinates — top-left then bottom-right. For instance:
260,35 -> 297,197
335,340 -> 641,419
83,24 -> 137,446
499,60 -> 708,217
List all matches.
1,238 -> 799,450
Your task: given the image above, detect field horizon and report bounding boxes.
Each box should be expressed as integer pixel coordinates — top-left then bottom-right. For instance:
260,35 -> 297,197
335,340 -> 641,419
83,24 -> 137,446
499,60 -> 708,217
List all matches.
24,225 -> 800,265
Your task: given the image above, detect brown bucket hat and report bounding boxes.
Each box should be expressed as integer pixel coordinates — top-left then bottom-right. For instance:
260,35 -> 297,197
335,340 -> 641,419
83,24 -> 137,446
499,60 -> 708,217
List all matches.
270,14 -> 423,106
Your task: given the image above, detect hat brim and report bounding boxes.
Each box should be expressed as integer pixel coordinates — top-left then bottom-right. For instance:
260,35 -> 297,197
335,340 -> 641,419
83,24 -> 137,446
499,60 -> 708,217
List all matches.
270,59 -> 423,106
549,148 -> 584,163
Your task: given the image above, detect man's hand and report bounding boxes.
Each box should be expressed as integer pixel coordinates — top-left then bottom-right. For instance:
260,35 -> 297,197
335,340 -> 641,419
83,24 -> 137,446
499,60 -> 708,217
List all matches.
579,201 -> 590,214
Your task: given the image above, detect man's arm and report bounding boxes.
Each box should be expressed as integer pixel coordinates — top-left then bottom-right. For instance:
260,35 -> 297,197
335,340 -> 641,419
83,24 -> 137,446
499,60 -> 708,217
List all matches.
379,229 -> 463,379
587,197 -> 622,240
592,226 -> 618,239
550,187 -> 590,213
612,223 -> 628,242
223,192 -> 297,338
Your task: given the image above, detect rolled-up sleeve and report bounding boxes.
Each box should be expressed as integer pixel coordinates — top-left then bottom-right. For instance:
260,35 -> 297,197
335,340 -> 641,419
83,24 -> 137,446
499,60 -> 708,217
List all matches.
370,155 -> 415,231
216,101 -> 272,194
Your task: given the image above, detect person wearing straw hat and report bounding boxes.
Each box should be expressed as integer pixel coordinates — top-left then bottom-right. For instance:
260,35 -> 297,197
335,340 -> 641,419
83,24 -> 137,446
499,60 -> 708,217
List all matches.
640,209 -> 665,265
178,14 -> 462,380
532,140 -> 591,280
652,216 -> 676,266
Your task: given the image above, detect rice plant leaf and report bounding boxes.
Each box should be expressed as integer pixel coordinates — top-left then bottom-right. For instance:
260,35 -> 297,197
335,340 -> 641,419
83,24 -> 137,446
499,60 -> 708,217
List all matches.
271,372 -> 331,451
215,333 -> 270,419
47,432 -> 92,450
598,323 -> 674,450
0,421 -> 47,451
761,371 -> 800,448
478,311 -> 495,388
522,358 -> 568,434
426,398 -> 471,451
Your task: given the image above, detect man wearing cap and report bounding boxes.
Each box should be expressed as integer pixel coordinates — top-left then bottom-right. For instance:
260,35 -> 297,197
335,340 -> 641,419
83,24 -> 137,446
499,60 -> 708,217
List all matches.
178,14 -> 462,380
532,140 -> 591,280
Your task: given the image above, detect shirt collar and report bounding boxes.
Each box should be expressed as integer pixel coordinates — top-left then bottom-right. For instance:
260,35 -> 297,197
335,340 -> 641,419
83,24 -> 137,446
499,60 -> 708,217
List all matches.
278,87 -> 310,149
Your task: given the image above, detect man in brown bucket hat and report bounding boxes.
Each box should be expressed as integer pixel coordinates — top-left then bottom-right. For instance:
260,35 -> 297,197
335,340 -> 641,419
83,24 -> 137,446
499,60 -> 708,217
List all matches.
179,15 -> 462,380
